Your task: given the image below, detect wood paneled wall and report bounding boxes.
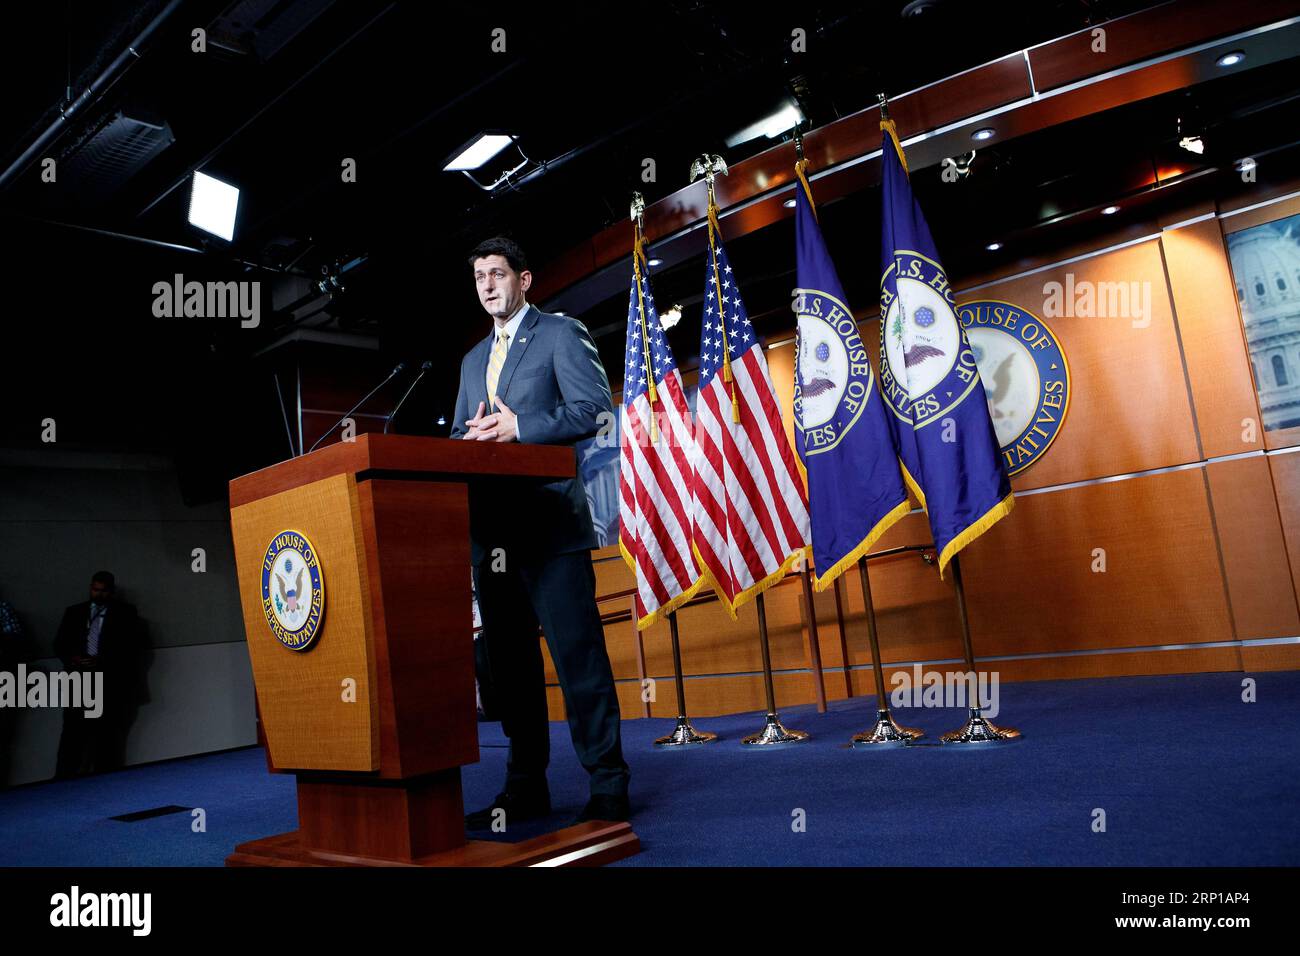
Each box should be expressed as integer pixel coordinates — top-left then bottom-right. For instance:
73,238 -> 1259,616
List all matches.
541,196 -> 1300,719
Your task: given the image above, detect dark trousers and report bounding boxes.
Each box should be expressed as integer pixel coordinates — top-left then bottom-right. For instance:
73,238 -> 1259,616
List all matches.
473,550 -> 629,798
55,693 -> 130,779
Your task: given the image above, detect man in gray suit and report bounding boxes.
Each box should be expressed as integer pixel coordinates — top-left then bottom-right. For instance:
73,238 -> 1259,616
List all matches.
451,236 -> 630,827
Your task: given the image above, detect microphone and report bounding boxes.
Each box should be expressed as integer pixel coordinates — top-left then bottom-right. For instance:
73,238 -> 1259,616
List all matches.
306,362 -> 406,454
383,360 -> 433,434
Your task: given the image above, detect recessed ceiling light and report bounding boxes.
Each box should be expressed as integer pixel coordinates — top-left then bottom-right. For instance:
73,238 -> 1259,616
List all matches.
1101,205 -> 1120,215
647,257 -> 663,267
784,197 -> 797,208
971,128 -> 995,142
985,241 -> 1002,251
1216,50 -> 1245,67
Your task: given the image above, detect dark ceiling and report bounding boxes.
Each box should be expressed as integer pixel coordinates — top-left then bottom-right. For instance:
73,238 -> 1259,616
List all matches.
1,0 -> 1295,499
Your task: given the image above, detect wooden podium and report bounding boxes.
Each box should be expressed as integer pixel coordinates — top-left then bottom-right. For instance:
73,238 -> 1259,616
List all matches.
223,433 -> 639,867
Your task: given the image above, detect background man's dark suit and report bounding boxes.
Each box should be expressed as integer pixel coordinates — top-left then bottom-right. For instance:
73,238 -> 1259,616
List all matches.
53,599 -> 145,777
451,304 -> 630,800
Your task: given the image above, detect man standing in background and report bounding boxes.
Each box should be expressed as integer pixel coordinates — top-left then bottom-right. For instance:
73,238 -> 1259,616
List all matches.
53,571 -> 144,778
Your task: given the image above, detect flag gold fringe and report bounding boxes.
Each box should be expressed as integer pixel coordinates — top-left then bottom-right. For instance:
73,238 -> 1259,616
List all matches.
900,460 -> 926,510
621,533 -> 707,630
810,497 -> 911,592
692,541 -> 812,621
936,492 -> 1015,580
633,572 -> 707,632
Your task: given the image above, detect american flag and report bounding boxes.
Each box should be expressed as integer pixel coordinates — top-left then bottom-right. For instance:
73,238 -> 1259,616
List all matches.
618,246 -> 703,629
691,230 -> 811,616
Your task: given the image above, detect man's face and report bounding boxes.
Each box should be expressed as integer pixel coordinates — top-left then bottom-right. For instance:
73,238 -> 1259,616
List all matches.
473,254 -> 531,322
89,580 -> 113,604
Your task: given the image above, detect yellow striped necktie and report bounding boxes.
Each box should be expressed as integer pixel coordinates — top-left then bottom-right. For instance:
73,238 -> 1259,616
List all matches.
485,330 -> 509,409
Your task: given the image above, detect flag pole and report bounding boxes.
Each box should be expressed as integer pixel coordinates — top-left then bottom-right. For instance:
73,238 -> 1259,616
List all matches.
850,556 -> 925,747
875,92 -> 1019,746
742,592 -> 809,746
689,152 -> 806,746
832,576 -> 853,698
654,610 -> 719,747
939,554 -> 1020,744
799,565 -> 828,712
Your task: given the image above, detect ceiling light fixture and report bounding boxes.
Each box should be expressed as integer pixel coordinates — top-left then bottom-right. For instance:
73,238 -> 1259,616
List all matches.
443,133 -> 514,171
443,132 -> 536,191
1215,50 -> 1245,67
726,102 -> 805,148
187,171 -> 240,241
971,127 -> 995,142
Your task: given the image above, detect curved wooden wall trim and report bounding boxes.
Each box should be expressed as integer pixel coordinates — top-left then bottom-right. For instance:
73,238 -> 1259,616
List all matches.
532,1 -> 1300,312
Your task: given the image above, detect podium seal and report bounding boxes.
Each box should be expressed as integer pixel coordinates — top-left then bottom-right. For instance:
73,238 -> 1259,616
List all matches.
260,529 -> 325,651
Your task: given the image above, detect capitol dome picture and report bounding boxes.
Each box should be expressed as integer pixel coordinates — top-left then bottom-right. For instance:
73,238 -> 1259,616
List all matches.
1227,215 -> 1300,431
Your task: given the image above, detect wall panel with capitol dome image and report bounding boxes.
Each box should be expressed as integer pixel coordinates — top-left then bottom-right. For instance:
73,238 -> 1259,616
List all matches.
553,198 -> 1300,719
1221,195 -> 1300,452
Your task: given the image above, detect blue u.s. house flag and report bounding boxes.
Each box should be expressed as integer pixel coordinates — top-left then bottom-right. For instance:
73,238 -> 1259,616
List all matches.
877,118 -> 1014,577
793,161 -> 911,591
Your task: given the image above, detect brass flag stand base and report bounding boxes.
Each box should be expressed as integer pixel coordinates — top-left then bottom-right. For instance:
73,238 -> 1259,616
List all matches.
939,555 -> 1023,746
852,708 -> 925,748
741,593 -> 809,747
743,712 -> 809,747
653,612 -> 718,748
848,556 -> 924,747
656,716 -> 718,747
940,707 -> 1021,744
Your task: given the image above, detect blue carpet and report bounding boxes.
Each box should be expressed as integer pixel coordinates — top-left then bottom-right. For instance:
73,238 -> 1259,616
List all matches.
2,670 -> 1298,866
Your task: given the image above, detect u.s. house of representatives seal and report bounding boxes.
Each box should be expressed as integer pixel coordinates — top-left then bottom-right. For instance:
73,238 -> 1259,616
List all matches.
792,288 -> 873,453
880,251 -> 982,428
260,529 -> 325,651
957,299 -> 1071,475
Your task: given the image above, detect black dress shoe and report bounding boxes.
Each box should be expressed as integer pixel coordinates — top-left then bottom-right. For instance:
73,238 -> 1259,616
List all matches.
465,789 -> 552,831
573,793 -> 630,824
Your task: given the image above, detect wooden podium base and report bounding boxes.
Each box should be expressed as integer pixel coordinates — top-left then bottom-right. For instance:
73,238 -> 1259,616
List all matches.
227,820 -> 640,867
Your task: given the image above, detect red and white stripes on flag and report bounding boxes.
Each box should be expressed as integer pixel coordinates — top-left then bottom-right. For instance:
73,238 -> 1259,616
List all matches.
618,241 -> 703,630
689,218 -> 811,617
